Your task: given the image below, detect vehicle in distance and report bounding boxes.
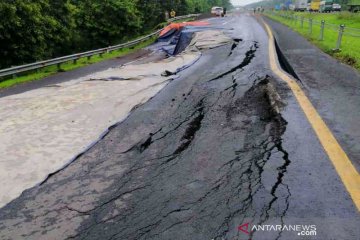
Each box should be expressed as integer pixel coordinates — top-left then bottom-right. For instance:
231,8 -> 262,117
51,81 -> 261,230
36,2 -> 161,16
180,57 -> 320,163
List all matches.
320,0 -> 341,12
332,2 -> 341,11
211,6 -> 224,17
294,0 -> 308,11
308,0 -> 321,11
320,0 -> 334,12
348,0 -> 360,12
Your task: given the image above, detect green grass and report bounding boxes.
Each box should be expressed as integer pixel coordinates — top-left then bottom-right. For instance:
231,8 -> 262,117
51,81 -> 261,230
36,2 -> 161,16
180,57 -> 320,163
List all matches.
0,37 -> 156,89
265,11 -> 360,71
293,11 -> 360,28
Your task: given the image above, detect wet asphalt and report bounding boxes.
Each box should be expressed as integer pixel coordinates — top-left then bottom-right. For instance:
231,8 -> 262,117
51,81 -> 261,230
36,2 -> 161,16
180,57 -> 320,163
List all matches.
264,16 -> 360,173
0,13 -> 359,240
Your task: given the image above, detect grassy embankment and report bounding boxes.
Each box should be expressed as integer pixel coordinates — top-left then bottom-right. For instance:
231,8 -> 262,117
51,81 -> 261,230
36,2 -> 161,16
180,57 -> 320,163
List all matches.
265,11 -> 360,71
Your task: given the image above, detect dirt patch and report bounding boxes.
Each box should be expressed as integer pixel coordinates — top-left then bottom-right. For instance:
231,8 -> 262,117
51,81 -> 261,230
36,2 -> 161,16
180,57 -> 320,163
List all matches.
334,53 -> 357,67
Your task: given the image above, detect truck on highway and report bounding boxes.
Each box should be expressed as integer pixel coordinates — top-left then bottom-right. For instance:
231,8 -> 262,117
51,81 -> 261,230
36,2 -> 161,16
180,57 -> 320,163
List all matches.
285,0 -> 292,9
320,0 -> 333,12
320,0 -> 341,12
294,0 -> 308,11
348,0 -> 360,12
211,6 -> 224,17
309,0 -> 321,11
332,2 -> 342,11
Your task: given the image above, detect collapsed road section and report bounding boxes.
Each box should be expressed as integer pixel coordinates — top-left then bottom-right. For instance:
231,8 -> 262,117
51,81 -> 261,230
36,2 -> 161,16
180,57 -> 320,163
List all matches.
0,43 -> 291,240
1,14 -> 359,240
0,15 -> 299,239
0,22 -> 232,208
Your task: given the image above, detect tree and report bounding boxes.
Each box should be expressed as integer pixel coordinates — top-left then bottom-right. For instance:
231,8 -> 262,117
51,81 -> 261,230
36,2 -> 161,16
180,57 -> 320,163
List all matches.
0,0 -> 233,69
73,0 -> 142,49
0,0 -> 64,68
137,0 -> 164,30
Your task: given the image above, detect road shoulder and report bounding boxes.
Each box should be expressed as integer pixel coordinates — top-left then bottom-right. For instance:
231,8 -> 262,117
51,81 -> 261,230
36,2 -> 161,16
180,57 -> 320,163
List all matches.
263,16 -> 360,173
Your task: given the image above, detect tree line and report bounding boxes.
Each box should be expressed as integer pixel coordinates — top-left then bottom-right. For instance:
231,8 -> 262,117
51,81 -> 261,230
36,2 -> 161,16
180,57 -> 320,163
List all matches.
0,0 -> 232,69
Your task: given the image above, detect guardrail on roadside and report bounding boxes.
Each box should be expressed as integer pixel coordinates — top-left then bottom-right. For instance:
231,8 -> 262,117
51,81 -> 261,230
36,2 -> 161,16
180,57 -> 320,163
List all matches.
167,14 -> 199,22
0,14 -> 200,80
266,11 -> 360,51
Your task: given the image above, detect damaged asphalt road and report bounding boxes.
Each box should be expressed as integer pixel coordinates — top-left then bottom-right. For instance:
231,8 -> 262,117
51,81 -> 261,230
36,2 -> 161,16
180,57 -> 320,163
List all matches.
0,14 -> 360,240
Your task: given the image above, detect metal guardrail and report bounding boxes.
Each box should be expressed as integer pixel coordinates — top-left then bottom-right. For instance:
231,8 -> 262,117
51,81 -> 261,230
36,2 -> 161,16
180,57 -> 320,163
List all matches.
167,14 -> 199,22
266,11 -> 360,50
0,14 -> 200,79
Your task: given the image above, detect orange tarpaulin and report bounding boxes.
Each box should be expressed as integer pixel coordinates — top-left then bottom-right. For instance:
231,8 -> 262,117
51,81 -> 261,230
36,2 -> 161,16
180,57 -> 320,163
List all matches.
159,21 -> 210,37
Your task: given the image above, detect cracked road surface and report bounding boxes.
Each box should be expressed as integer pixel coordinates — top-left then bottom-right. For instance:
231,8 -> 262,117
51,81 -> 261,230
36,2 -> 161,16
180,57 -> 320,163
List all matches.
1,14 -> 360,240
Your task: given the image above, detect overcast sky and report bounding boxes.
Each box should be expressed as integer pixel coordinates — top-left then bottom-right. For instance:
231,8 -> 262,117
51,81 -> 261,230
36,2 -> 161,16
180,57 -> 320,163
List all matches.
231,0 -> 262,6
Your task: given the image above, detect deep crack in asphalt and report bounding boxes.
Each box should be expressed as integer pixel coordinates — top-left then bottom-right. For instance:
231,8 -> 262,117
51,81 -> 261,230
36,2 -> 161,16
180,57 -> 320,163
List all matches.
228,38 -> 243,57
210,41 -> 259,82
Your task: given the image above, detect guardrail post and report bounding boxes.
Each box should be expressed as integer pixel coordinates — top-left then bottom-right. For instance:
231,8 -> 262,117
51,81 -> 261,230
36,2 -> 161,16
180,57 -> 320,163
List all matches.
73,59 -> 77,64
57,63 -> 61,71
309,19 -> 313,35
301,17 -> 304,28
335,24 -> 345,51
320,20 -> 325,41
87,56 -> 92,61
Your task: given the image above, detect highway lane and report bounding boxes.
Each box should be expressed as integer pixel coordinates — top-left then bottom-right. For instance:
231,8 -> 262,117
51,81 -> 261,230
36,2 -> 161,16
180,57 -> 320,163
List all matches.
0,13 -> 359,240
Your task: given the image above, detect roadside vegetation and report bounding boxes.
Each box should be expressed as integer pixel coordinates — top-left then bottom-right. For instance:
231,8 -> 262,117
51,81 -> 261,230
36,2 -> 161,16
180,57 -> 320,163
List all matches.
0,0 -> 231,89
291,11 -> 360,28
0,37 -> 156,89
0,0 -> 231,70
0,15 -> 199,89
265,11 -> 360,71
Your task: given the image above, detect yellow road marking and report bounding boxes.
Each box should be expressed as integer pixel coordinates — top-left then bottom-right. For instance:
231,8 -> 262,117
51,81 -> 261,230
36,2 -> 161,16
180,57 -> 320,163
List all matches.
261,18 -> 360,211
